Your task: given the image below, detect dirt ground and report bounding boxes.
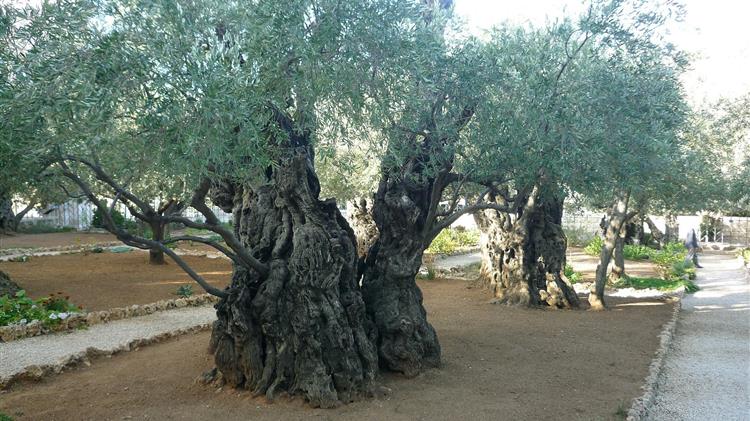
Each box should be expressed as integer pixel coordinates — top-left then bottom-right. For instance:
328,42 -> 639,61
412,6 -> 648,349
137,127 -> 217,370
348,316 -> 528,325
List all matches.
0,251 -> 231,311
567,247 -> 660,281
0,276 -> 674,421
0,232 -> 117,250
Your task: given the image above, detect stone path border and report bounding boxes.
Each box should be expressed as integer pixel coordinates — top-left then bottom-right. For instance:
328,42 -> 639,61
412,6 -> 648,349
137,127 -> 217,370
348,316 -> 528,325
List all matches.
626,294 -> 683,420
0,294 -> 218,342
0,306 -> 215,389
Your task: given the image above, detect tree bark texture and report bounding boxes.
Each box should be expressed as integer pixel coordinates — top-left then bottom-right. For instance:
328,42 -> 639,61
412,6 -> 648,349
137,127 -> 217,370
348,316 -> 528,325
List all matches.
473,188 -> 579,308
0,270 -> 21,297
609,234 -> 626,281
148,220 -> 167,265
589,191 -> 630,310
349,198 -> 378,259
0,195 -> 15,233
208,150 -> 378,408
360,174 -> 441,377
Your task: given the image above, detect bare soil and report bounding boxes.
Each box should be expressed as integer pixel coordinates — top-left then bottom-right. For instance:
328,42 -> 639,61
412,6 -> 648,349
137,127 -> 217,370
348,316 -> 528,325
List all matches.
0,252 -> 231,311
0,232 -> 117,250
0,276 -> 674,421
568,246 -> 660,280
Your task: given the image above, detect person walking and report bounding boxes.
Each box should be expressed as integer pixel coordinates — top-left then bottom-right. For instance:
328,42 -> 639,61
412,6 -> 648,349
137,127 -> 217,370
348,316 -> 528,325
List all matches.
685,228 -> 703,268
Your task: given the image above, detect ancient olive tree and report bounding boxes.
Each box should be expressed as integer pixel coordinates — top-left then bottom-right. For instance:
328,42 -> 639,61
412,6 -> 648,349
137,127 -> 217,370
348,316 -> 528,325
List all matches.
0,0 -> 443,406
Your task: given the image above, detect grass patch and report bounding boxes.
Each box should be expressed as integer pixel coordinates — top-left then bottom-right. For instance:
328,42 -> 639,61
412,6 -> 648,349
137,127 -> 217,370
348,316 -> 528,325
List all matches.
614,401 -> 628,419
614,276 -> 699,293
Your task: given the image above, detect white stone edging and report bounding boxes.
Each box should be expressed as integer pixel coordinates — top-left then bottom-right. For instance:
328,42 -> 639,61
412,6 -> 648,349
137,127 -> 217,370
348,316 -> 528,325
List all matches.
0,294 -> 219,342
626,292 -> 683,420
0,323 -> 211,389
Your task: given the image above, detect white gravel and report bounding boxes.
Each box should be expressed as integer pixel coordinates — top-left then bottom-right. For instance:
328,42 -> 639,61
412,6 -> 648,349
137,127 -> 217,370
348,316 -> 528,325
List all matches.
0,306 -> 215,383
647,253 -> 750,420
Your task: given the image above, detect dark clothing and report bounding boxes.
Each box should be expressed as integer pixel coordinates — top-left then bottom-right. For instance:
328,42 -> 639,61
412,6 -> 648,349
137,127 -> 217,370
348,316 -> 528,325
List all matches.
684,229 -> 702,268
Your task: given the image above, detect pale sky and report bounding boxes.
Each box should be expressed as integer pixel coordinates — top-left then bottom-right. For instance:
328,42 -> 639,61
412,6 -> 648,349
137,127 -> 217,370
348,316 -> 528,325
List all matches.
454,0 -> 750,105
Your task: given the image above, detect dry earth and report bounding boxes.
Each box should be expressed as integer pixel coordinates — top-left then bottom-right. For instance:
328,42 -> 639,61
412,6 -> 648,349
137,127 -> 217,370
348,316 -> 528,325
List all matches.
0,276 -> 674,421
0,252 -> 231,311
0,232 -> 116,249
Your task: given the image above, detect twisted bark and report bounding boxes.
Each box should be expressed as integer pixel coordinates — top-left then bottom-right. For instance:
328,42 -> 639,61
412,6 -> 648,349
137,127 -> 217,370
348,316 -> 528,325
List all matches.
349,198 -> 378,258
474,188 -> 579,308
361,174 -> 441,377
208,150 -> 377,408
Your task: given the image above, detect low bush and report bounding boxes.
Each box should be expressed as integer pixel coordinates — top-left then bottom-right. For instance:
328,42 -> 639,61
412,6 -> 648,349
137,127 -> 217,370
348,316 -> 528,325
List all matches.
740,248 -> 750,264
176,284 -> 194,298
583,236 -> 603,256
622,244 -> 652,260
427,228 -> 480,255
564,264 -> 583,284
0,290 -> 80,327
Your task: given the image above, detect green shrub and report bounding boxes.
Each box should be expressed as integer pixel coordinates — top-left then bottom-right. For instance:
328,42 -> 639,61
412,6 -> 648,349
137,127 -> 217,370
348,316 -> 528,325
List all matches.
671,260 -> 696,280
176,284 -> 194,298
0,290 -> 80,327
564,264 -> 583,284
17,222 -> 76,234
622,244 -> 652,260
0,412 -> 13,421
741,248 -> 750,264
427,228 -> 480,254
583,236 -> 603,256
92,207 -> 126,229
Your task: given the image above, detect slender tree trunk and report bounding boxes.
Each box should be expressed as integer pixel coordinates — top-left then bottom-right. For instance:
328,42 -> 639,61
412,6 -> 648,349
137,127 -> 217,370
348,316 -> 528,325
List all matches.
349,198 -> 378,258
589,191 -> 630,310
208,151 -> 377,408
473,188 -> 579,308
149,220 -> 166,265
610,234 -> 626,281
361,176 -> 440,377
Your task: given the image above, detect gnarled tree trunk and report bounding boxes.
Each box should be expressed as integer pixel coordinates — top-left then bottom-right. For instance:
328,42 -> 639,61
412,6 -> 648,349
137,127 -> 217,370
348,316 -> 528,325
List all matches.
208,150 -> 378,408
360,176 -> 440,377
349,198 -> 378,258
474,187 -> 579,308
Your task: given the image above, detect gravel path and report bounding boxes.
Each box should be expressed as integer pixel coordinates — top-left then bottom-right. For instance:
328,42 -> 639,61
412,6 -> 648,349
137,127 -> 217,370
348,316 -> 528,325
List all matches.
433,251 -> 480,270
647,253 -> 750,420
0,306 -> 215,384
